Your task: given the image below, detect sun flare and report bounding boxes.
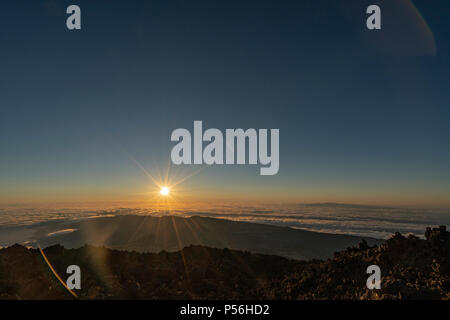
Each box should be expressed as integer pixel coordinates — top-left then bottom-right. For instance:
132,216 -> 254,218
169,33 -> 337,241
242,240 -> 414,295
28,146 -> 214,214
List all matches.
160,186 -> 170,196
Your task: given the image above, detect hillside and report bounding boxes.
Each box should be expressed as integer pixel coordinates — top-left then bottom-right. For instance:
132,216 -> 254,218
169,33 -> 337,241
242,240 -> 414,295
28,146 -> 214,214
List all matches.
29,215 -> 381,260
0,226 -> 448,299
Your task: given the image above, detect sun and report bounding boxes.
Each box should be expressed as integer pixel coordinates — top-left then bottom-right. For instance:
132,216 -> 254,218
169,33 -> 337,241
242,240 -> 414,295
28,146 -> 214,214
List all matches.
160,186 -> 170,196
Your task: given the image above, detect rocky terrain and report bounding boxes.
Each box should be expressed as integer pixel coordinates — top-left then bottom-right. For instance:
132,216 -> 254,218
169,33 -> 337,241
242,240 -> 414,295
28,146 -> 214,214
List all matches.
0,226 -> 448,299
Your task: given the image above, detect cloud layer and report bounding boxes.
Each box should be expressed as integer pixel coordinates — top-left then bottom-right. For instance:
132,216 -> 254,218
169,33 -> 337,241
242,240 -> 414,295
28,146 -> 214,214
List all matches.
1,202 -> 449,242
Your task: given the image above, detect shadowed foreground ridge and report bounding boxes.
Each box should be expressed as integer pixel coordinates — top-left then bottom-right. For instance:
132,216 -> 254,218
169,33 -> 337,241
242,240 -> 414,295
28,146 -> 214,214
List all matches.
0,226 -> 448,300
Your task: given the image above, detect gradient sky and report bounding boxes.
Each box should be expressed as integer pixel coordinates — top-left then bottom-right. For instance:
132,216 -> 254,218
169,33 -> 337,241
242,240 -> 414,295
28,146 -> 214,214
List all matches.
1,0 -> 449,206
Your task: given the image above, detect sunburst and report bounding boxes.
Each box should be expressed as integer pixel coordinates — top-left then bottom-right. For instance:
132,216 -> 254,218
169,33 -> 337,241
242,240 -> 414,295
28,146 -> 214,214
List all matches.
160,186 -> 170,196
128,155 -> 204,204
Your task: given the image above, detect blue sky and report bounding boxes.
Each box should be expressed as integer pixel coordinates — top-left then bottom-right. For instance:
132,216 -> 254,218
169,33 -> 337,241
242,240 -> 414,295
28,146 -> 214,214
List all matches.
0,0 -> 449,206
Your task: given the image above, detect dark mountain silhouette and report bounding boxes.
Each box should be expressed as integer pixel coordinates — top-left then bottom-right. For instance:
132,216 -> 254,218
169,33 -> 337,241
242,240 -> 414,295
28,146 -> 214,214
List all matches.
0,226 -> 448,299
31,215 -> 381,260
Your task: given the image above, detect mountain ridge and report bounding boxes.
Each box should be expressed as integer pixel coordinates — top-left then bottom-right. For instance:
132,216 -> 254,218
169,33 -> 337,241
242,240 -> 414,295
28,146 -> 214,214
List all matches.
0,225 -> 448,299
30,215 -> 382,260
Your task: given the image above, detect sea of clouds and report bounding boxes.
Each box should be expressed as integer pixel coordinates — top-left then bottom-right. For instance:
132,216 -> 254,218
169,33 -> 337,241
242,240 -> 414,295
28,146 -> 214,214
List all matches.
1,202 -> 449,241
